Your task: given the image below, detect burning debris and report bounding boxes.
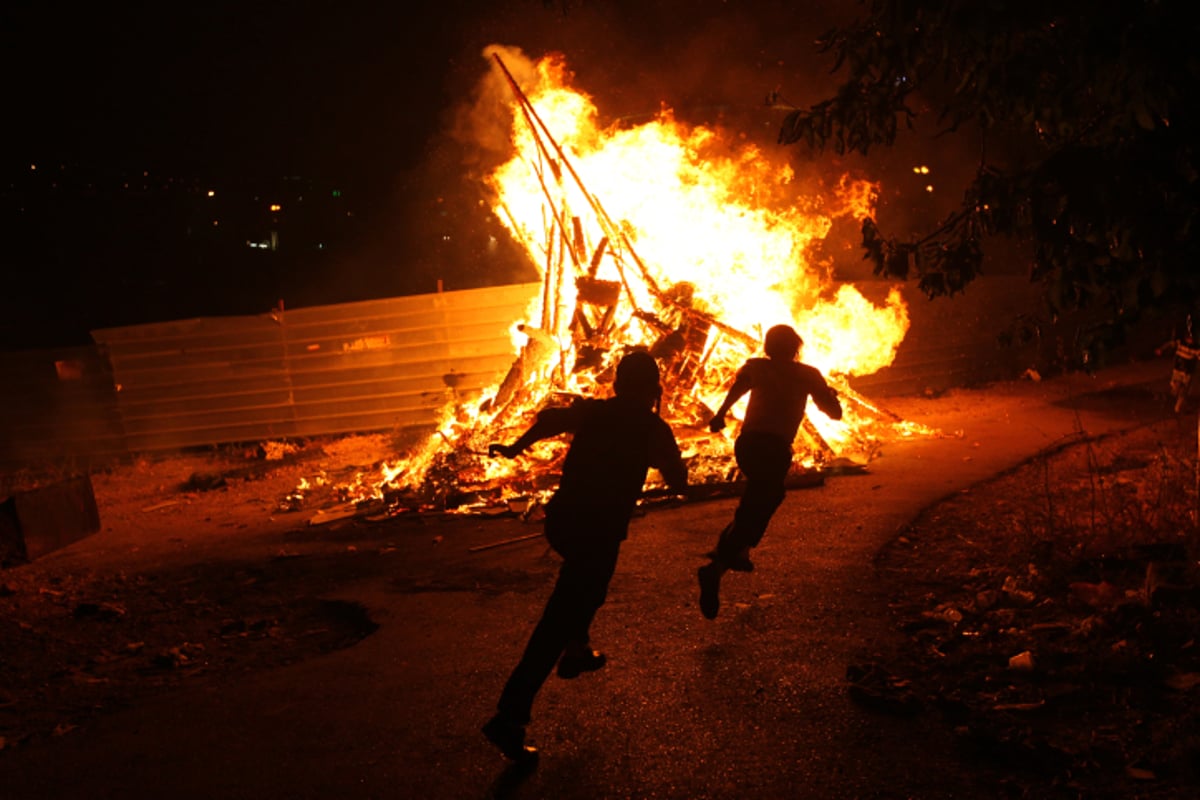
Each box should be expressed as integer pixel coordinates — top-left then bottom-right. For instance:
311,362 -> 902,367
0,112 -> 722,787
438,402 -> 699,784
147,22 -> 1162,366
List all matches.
293,47 -> 938,523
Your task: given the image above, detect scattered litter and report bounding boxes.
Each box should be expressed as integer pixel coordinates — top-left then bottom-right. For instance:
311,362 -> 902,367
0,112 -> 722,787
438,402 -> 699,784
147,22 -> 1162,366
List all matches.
1164,672 -> 1200,692
141,500 -> 180,513
1001,576 -> 1036,606
469,533 -> 543,553
260,440 -> 299,461
72,602 -> 126,621
1069,581 -> 1123,608
1125,765 -> 1157,781
1008,650 -> 1035,671
180,472 -> 226,492
922,604 -> 963,624
846,663 -> 921,716
307,504 -> 360,526
153,642 -> 205,669
993,700 -> 1045,712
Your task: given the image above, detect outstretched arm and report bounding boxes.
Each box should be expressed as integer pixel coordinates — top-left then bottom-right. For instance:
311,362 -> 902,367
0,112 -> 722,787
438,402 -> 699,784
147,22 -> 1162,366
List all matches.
708,369 -> 753,432
489,406 -> 575,459
812,380 -> 843,421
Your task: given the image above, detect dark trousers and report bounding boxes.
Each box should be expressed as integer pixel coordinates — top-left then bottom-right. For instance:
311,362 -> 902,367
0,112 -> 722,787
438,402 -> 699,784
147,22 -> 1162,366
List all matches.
715,431 -> 793,560
497,513 -> 622,725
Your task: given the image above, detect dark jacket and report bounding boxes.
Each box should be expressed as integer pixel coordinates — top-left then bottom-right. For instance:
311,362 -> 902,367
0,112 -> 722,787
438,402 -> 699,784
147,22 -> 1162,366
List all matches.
535,396 -> 686,536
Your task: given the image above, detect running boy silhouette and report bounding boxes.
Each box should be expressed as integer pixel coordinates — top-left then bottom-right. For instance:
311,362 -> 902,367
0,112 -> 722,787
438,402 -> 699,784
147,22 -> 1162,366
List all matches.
482,350 -> 687,764
698,324 -> 842,619
1156,323 -> 1200,413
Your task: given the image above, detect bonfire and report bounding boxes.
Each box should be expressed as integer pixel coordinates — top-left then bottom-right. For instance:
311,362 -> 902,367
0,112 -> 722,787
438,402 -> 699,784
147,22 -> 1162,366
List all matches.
326,47 -> 934,518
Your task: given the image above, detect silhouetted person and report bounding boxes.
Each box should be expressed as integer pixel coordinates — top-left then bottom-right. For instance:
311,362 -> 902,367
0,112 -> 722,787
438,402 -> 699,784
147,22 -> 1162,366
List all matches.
698,324 -> 842,619
1156,325 -> 1200,413
482,351 -> 688,764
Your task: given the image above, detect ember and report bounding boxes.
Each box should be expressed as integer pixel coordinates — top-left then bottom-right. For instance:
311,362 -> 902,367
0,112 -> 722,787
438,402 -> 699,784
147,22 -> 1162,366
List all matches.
311,46 -> 936,519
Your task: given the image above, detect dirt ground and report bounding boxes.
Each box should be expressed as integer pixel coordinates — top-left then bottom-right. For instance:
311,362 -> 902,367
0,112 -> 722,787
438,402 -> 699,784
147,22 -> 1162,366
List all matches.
872,418 -> 1200,797
0,433 -> 400,752
2,376 -> 1199,797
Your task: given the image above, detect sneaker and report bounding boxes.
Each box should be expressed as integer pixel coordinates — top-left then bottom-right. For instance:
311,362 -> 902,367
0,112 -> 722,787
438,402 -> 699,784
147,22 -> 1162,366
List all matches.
556,649 -> 607,679
698,563 -> 721,619
482,714 -> 539,764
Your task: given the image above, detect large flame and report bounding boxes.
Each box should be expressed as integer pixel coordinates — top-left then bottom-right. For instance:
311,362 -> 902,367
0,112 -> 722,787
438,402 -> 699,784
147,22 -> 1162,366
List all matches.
342,46 -> 926,513
488,50 -> 906,379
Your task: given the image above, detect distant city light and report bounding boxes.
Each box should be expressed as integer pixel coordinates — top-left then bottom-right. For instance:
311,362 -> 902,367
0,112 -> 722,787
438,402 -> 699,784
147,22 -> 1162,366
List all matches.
913,165 -> 931,174
10,170 -> 349,264
925,185 -> 934,192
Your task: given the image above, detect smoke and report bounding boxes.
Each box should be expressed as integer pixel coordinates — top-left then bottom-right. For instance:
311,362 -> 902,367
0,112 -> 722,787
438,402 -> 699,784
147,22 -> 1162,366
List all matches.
451,45 -> 538,171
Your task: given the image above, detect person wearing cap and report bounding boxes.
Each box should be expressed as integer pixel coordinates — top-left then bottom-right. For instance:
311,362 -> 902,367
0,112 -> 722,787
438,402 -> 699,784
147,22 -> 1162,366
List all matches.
482,350 -> 688,765
698,324 -> 842,620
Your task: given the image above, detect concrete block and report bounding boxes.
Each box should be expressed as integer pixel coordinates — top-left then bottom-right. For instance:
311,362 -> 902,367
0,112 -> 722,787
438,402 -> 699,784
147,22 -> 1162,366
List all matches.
0,475 -> 101,566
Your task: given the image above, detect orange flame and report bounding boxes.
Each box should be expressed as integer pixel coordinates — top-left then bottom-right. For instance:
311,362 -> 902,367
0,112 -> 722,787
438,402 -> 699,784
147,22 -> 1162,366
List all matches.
356,46 -> 928,511
487,48 -> 905,375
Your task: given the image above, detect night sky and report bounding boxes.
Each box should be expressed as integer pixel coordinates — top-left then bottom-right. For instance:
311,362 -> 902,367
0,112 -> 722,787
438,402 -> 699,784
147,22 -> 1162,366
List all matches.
3,1 -> 972,349
7,2 -> 858,185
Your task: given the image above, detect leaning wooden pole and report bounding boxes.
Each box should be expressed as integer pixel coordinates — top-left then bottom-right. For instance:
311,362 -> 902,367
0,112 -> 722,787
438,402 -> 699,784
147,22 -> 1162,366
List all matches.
492,54 -> 648,297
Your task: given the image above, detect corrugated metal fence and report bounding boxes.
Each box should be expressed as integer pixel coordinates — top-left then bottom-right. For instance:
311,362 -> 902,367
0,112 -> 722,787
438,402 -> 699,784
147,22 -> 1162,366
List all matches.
1,283 -> 540,470
90,282 -> 541,453
2,276 -> 1136,472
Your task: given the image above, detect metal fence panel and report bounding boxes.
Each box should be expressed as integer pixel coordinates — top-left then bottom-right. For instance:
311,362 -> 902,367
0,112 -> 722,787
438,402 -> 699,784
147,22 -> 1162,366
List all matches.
5,276 -> 1155,472
90,283 -> 541,452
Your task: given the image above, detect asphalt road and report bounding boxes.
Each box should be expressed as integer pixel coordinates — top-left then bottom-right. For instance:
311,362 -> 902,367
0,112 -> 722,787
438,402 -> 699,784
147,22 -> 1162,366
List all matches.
3,359 -> 1173,799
